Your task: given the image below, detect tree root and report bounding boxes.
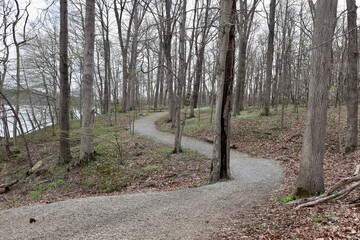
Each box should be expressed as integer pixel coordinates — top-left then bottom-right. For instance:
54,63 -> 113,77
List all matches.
295,171 -> 360,209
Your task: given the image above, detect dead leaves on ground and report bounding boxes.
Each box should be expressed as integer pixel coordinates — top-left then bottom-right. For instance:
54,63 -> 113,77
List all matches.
160,107 -> 359,239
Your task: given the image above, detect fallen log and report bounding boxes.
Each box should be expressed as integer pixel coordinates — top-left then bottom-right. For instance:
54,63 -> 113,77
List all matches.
0,180 -> 18,194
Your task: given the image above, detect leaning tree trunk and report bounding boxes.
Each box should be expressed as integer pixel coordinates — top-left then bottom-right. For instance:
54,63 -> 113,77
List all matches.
210,0 -> 236,183
80,0 -> 96,161
296,0 -> 338,197
345,0 -> 358,153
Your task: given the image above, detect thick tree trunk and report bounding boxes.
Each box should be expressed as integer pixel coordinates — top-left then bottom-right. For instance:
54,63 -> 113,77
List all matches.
80,0 -> 96,161
58,0 -> 72,164
210,0 -> 236,183
296,0 -> 338,196
345,0 -> 358,153
174,0 -> 187,153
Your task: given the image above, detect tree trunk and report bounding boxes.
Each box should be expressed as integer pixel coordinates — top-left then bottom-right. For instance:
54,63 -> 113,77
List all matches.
154,40 -> 163,109
345,0 -> 358,153
189,0 -> 211,118
263,0 -> 276,116
233,0 -> 259,115
58,0 -> 72,164
174,0 -> 187,153
210,0 -> 236,183
296,0 -> 338,197
164,0 -> 176,124
80,0 -> 96,161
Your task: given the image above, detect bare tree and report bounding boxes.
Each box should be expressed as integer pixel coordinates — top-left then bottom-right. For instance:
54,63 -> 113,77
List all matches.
12,0 -> 31,144
96,0 -> 112,124
80,0 -> 96,161
345,0 -> 358,153
164,0 -> 176,123
262,0 -> 276,116
189,0 -> 212,118
210,0 -> 236,182
233,0 -> 260,115
296,0 -> 338,196
58,0 -> 72,164
173,0 -> 187,153
114,0 -> 148,112
0,0 -> 12,157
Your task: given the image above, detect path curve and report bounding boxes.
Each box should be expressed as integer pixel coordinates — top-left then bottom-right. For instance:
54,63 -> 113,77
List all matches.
0,113 -> 283,240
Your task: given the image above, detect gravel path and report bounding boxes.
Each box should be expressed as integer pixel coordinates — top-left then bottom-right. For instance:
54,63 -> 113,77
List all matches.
0,112 -> 283,240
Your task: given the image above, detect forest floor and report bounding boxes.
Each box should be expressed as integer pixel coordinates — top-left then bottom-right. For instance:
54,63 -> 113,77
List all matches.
0,106 -> 359,239
156,106 -> 360,239
0,111 -> 210,210
0,110 -> 281,240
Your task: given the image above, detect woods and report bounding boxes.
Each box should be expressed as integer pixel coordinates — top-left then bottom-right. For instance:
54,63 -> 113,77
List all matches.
0,0 -> 359,238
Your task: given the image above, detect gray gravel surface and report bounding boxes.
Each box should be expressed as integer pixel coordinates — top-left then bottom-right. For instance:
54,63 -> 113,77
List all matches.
0,112 -> 283,240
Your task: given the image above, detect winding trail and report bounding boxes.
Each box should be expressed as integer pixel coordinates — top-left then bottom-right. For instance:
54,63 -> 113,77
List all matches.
0,113 -> 283,240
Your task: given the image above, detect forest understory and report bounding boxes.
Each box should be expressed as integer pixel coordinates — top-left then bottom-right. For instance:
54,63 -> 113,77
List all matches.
156,106 -> 359,239
0,106 -> 359,239
0,111 -> 210,210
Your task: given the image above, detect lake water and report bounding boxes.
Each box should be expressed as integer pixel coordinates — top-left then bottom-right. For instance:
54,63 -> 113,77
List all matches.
0,105 -> 54,137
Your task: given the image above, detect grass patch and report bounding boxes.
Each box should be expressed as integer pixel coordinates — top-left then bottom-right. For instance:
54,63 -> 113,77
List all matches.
144,165 -> 158,172
235,112 -> 259,119
80,158 -> 142,192
275,194 -> 299,203
157,145 -> 173,154
311,215 -> 322,223
28,181 -> 46,200
48,179 -> 65,189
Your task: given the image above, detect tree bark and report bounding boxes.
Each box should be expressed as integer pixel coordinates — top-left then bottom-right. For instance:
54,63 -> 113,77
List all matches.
174,0 -> 187,153
164,0 -> 176,124
210,0 -> 236,182
58,0 -> 72,164
296,0 -> 338,197
80,0 -> 96,161
345,0 -> 358,153
262,0 -> 276,116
